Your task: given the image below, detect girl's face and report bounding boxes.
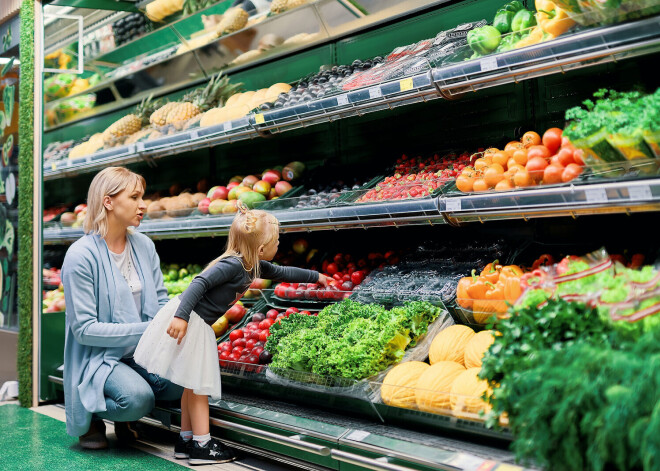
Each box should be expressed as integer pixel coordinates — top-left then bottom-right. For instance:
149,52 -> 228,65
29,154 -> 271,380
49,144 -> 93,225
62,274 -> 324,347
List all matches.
259,229 -> 280,261
106,184 -> 146,229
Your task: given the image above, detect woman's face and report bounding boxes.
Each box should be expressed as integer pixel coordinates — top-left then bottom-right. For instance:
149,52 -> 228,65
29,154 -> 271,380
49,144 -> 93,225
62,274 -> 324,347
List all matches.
107,184 -> 146,229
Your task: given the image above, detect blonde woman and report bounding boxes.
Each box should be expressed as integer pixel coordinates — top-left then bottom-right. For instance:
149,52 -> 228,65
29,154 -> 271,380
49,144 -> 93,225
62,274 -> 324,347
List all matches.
62,167 -> 182,449
134,202 -> 330,465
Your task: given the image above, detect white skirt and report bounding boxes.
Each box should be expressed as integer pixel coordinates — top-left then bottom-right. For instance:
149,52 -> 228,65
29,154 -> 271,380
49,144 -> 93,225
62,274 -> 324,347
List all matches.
134,296 -> 221,398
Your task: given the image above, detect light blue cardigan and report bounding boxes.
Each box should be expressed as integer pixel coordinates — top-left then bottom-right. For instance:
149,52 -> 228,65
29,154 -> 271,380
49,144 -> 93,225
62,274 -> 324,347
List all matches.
61,232 -> 169,437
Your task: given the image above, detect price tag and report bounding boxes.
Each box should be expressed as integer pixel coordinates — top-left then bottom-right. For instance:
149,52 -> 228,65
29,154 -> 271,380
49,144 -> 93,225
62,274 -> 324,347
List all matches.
225,121 -> 233,132
336,94 -> 349,106
446,199 -> 462,212
585,187 -> 608,203
254,113 -> 265,125
629,185 -> 652,201
51,163 -> 57,171
190,129 -> 199,140
346,430 -> 370,442
480,56 -> 499,72
399,77 -> 414,91
494,465 -> 523,471
368,87 -> 382,99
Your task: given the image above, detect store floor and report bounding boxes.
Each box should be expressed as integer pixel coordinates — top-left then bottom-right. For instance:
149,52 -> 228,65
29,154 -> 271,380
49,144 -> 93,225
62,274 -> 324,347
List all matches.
0,403 -> 294,471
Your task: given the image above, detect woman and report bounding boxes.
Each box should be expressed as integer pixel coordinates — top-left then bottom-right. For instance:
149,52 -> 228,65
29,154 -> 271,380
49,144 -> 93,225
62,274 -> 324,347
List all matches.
62,167 -> 182,449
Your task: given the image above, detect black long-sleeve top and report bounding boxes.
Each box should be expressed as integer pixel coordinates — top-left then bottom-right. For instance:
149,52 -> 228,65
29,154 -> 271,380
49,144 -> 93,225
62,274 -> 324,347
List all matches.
173,256 -> 319,325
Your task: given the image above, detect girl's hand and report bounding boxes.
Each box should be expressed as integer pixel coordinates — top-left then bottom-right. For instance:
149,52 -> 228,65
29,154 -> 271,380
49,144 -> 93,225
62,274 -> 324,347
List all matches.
317,273 -> 331,287
167,317 -> 188,345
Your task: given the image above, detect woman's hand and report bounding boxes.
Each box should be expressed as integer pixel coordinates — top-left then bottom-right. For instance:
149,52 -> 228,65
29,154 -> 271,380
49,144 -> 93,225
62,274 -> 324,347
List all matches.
317,273 -> 331,287
167,318 -> 188,345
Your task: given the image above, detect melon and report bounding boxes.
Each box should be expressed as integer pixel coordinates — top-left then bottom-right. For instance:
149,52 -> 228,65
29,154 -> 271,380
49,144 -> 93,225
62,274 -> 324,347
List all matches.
429,325 -> 475,365
414,361 -> 465,413
464,330 -> 495,369
381,361 -> 430,409
449,367 -> 491,418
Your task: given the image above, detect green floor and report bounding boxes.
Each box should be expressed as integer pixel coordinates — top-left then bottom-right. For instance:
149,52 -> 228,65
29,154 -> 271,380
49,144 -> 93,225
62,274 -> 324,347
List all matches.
0,404 -> 185,471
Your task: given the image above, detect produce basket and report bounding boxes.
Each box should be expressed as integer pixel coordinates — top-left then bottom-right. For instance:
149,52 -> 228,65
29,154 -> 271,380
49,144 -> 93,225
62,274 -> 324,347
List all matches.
216,299 -> 269,344
262,287 -> 345,308
552,0 -> 660,26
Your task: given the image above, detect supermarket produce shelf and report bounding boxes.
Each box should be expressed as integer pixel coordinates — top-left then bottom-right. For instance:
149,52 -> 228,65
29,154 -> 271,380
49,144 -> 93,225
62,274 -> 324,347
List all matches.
432,15 -> 660,96
439,178 -> 660,223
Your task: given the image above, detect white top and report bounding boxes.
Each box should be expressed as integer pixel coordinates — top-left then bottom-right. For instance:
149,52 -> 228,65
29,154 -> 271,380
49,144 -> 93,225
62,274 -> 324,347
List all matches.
110,240 -> 142,358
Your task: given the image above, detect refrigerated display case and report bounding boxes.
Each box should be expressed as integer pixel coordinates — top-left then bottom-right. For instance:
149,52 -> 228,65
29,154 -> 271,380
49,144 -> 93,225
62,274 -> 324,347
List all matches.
35,0 -> 660,469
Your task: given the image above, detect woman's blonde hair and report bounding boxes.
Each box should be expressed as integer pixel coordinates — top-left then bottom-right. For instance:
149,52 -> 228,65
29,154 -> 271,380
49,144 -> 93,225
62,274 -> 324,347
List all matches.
83,167 -> 146,237
204,201 -> 279,279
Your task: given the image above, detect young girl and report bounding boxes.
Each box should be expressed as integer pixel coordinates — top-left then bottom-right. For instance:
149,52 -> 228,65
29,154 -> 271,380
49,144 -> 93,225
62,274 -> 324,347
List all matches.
134,202 -> 329,465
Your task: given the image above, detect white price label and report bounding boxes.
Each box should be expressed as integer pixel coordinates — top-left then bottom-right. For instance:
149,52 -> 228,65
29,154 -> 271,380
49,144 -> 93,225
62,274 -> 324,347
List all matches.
346,430 -> 370,442
336,95 -> 349,106
480,56 -> 499,72
190,130 -> 199,140
629,185 -> 652,201
446,199 -> 462,212
225,121 -> 233,132
368,87 -> 382,99
585,188 -> 608,203
136,143 -> 145,152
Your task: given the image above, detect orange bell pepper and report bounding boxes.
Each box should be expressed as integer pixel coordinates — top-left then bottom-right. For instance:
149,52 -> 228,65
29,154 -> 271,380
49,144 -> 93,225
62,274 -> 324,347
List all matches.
480,260 -> 503,284
535,0 -> 576,38
485,281 -> 508,314
456,277 -> 473,309
500,265 -> 524,281
503,275 -> 523,304
467,271 -> 490,299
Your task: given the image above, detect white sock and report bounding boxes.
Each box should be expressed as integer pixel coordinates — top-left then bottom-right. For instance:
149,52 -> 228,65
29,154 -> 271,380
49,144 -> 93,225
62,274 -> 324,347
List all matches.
180,430 -> 193,441
193,433 -> 211,447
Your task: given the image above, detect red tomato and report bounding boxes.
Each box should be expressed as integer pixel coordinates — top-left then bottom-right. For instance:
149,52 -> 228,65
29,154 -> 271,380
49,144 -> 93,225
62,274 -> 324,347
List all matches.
258,319 -> 274,330
542,128 -> 563,154
232,346 -> 244,355
259,330 -> 269,342
229,329 -> 243,342
543,164 -> 564,185
245,338 -> 257,350
557,147 -> 575,167
248,330 -> 261,341
228,352 -> 241,362
550,155 -> 563,167
573,149 -> 586,166
526,157 -> 549,181
219,351 -> 230,367
218,341 -> 232,352
561,136 -> 571,147
562,163 -> 583,182
527,145 -> 551,160
285,307 -> 299,316
300,311 -> 312,316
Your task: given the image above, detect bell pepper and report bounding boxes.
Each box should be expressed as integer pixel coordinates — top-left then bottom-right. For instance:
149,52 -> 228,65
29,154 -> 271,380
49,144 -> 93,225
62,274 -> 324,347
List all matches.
500,265 -> 524,280
514,25 -> 544,48
494,10 -> 516,34
485,281 -> 508,314
532,254 -> 555,270
503,275 -> 523,303
495,32 -> 520,52
467,26 -> 502,55
512,9 -> 537,32
556,255 -> 582,276
520,269 -> 548,289
467,270 -> 490,299
456,277 -> 473,309
500,1 -> 525,12
481,260 -> 503,283
535,0 -> 576,37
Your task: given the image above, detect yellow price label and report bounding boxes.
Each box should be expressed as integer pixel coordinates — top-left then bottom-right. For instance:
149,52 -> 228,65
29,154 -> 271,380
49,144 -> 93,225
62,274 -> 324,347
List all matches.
254,113 -> 265,125
51,163 -> 57,171
400,78 -> 414,91
495,465 -> 523,471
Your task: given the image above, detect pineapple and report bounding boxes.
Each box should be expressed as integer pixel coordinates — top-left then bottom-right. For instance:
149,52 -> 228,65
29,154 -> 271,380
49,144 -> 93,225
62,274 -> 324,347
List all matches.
165,73 -> 243,125
102,95 -> 159,146
286,0 -> 308,10
270,0 -> 288,14
215,7 -> 248,35
150,101 -> 180,127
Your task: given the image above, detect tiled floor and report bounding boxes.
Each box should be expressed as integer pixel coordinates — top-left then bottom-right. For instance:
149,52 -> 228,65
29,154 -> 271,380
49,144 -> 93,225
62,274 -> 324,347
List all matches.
0,403 -> 294,471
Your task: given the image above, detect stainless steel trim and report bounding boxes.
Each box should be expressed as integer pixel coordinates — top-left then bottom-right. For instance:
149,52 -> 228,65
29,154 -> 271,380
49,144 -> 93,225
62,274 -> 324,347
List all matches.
210,417 -> 331,456
47,375 -> 63,385
331,449 -> 433,471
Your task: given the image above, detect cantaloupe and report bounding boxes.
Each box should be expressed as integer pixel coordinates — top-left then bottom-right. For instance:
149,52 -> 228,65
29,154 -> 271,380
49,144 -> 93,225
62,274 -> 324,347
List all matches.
380,361 -> 430,409
414,361 -> 465,413
429,325 -> 475,365
449,367 -> 491,418
463,330 -> 495,369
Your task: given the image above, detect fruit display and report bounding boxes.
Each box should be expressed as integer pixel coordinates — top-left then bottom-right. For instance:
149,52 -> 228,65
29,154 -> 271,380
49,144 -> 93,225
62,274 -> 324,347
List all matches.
357,152 -> 471,203
47,94 -> 97,126
161,262 -> 203,298
112,13 -> 150,47
454,128 -> 586,193
43,205 -> 69,223
211,300 -> 247,337
43,286 -> 66,313
146,0 -> 185,22
198,82 -> 289,126
563,88 -> 660,165
43,267 -> 62,287
44,137 -> 90,164
270,0 -> 309,15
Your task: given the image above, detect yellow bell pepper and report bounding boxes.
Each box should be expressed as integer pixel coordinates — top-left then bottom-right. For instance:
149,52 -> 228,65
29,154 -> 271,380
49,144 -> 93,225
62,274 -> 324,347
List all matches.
535,0 -> 576,38
514,26 -> 544,48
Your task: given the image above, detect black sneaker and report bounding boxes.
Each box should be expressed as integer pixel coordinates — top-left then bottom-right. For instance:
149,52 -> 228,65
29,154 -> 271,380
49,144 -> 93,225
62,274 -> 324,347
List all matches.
189,438 -> 236,465
174,436 -> 193,459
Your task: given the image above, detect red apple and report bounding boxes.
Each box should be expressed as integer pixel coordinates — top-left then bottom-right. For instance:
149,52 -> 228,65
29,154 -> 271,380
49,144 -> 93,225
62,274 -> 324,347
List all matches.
242,175 -> 259,189
275,181 -> 293,196
198,197 -> 211,214
208,185 -> 229,201
74,203 -> 87,214
262,170 -> 281,185
253,180 -> 271,196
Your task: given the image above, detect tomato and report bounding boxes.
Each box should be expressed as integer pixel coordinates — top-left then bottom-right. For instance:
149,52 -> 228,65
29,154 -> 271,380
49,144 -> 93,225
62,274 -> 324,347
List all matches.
527,145 -> 551,160
218,342 -> 232,352
455,175 -> 474,193
562,163 -> 583,182
491,152 -> 509,167
513,169 -> 533,187
472,178 -> 489,192
542,128 -> 563,154
258,319 -> 274,330
573,148 -> 586,166
229,329 -> 244,342
245,338 -> 257,350
522,131 -> 542,148
474,158 -> 489,171
507,157 -> 518,169
526,157 -> 549,181
561,136 -> 571,147
505,141 -> 524,152
484,147 -> 500,155
550,155 -> 562,167
543,164 -> 564,185
495,179 -> 513,191
557,147 -> 575,167
259,330 -> 269,342
512,149 -> 528,166
484,165 -> 505,187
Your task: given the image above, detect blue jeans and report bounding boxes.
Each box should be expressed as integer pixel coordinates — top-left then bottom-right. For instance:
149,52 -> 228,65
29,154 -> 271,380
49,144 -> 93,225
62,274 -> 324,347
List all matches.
96,357 -> 183,422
